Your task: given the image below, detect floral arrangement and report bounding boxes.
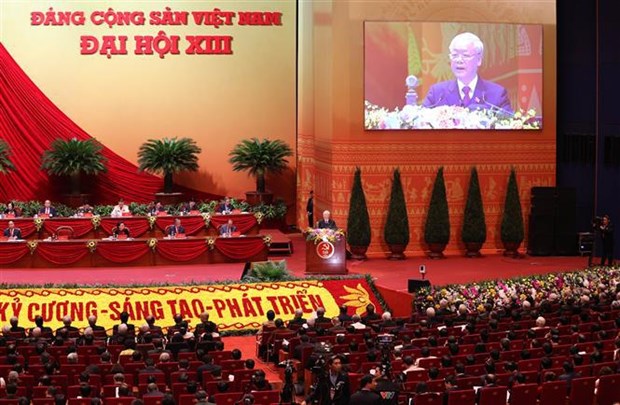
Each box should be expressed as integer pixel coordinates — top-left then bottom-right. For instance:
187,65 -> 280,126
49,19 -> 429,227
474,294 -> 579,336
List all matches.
365,101 -> 541,130
27,240 -> 38,254
33,218 -> 43,231
146,238 -> 158,250
305,227 -> 345,244
413,267 -> 620,313
262,235 -> 272,246
86,240 -> 98,253
147,216 -> 157,229
90,215 -> 101,229
206,237 -> 216,250
201,212 -> 212,228
253,211 -> 264,224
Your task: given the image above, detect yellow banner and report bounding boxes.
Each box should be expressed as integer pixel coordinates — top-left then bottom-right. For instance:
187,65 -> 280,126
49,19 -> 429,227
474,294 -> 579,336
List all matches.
0,279 -> 381,331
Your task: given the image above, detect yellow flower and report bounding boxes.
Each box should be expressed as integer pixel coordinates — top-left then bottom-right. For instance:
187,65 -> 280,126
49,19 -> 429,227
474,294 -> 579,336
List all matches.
33,218 -> 43,231
147,238 -> 158,250
27,241 -> 38,254
202,212 -> 211,227
206,237 -> 216,250
86,240 -> 98,253
254,212 -> 264,224
262,235 -> 272,246
339,283 -> 372,316
147,216 -> 157,229
90,215 -> 101,229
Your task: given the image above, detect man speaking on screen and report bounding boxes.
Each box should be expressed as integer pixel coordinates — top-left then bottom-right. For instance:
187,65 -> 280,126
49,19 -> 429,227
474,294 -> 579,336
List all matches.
422,32 -> 513,114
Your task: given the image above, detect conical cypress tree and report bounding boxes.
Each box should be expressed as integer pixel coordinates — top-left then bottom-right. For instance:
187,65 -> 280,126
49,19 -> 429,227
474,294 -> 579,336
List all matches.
384,168 -> 410,246
501,167 -> 524,244
347,167 -> 371,247
462,167 -> 487,244
424,167 -> 450,244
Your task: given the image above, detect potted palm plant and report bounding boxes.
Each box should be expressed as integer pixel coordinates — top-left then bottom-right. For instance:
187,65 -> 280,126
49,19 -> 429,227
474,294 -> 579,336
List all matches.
0,140 -> 15,174
346,168 -> 371,260
229,138 -> 293,204
41,138 -> 107,204
501,168 -> 524,258
384,168 -> 409,260
424,167 -> 450,259
462,167 -> 486,257
137,137 -> 201,200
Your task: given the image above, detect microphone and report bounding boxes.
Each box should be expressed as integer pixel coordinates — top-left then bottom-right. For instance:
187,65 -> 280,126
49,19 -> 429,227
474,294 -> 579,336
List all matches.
480,92 -> 514,117
425,93 -> 445,108
405,75 -> 419,106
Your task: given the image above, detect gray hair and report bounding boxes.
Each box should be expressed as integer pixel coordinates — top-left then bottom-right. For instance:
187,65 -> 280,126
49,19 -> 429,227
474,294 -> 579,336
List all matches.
449,32 -> 484,57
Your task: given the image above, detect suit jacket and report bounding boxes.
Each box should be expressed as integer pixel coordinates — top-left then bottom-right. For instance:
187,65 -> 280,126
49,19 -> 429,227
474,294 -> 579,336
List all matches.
422,78 -> 512,114
305,371 -> 350,405
38,207 -> 58,217
168,225 -> 186,236
218,204 -> 234,213
3,228 -> 21,239
317,219 -> 337,230
219,224 -> 237,235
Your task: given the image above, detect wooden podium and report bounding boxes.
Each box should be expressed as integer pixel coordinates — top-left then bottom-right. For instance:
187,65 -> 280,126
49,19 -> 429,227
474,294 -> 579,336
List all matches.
305,236 -> 347,275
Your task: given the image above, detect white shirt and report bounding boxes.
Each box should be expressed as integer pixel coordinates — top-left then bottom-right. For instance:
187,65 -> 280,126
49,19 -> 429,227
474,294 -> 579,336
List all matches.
457,75 -> 479,101
111,205 -> 130,217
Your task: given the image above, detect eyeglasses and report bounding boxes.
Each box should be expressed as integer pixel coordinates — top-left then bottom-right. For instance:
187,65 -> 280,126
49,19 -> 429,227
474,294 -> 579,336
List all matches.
449,53 -> 479,61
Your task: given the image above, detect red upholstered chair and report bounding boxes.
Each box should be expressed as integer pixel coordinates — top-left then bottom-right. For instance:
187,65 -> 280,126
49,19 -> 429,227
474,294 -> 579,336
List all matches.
104,398 -> 136,405
213,392 -> 244,405
508,383 -> 538,404
568,376 -> 595,405
143,397 -> 164,405
32,399 -> 55,405
68,399 -> 92,405
55,226 -> 74,240
178,394 -> 198,405
596,374 -> 620,405
539,380 -> 567,405
478,386 -> 508,405
447,389 -> 476,405
410,393 -> 442,405
0,400 -> 19,405
250,390 -> 280,405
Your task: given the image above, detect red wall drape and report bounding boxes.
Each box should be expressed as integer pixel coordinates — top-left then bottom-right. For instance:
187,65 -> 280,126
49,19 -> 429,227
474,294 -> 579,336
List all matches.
0,43 -> 162,203
0,242 -> 29,264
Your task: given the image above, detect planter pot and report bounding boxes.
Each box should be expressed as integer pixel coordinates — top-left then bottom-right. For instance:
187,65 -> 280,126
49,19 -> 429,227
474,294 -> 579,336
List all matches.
464,242 -> 483,258
245,191 -> 274,205
503,241 -> 522,258
62,194 -> 91,208
349,245 -> 368,260
155,192 -> 184,206
387,244 -> 407,260
427,242 -> 447,259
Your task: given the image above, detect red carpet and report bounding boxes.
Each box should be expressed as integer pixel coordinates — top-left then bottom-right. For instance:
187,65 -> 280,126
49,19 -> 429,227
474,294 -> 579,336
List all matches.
0,263 -> 244,286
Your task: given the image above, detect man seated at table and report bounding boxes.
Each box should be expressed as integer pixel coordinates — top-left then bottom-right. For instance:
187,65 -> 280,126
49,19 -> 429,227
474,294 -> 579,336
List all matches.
168,218 -> 186,237
317,210 -> 337,230
38,200 -> 58,217
3,202 -> 21,218
149,201 -> 167,216
217,197 -> 234,214
113,222 -> 131,239
3,221 -> 22,240
111,199 -> 131,217
219,219 -> 237,236
181,200 -> 199,215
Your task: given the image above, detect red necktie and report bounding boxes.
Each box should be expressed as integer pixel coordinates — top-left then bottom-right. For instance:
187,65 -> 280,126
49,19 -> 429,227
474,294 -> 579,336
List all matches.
462,86 -> 471,106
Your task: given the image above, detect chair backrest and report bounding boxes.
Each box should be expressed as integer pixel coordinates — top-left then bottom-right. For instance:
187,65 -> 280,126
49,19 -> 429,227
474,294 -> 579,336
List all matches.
213,392 -> 244,405
32,399 -> 55,405
596,374 -> 620,405
68,399 -> 92,405
447,389 -> 476,405
478,386 -> 508,405
411,393 -> 442,405
55,226 -> 74,240
178,394 -> 198,405
251,390 -> 280,405
568,376 -> 595,405
104,398 -> 136,405
539,380 -> 568,405
143,397 -> 164,405
509,383 -> 538,405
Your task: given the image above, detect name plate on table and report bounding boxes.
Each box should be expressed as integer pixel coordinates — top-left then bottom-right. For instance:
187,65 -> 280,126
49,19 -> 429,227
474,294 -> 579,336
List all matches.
122,212 -> 133,217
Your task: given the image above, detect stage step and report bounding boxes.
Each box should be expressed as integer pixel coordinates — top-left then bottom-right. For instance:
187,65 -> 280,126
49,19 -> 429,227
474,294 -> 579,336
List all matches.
269,241 -> 293,255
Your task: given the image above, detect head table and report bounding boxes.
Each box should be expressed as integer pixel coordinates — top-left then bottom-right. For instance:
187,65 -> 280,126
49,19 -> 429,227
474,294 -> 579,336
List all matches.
0,213 -> 262,240
0,235 -> 270,268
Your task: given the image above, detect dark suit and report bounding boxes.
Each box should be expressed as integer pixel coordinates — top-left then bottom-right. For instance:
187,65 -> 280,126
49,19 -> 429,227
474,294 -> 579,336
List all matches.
168,225 -> 186,236
317,219 -> 337,230
218,204 -> 234,213
422,78 -> 512,114
305,371 -> 350,405
600,222 -> 614,266
219,224 -> 237,236
306,197 -> 314,227
3,228 -> 21,239
38,207 -> 58,217
349,389 -> 382,405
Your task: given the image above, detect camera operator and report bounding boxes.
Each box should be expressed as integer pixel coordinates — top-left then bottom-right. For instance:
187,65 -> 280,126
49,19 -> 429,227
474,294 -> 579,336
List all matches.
350,374 -> 381,405
302,354 -> 350,405
598,214 -> 614,266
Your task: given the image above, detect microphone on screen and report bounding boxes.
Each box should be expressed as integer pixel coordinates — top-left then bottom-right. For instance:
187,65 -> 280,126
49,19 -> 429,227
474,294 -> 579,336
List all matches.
405,75 -> 419,106
481,92 -> 515,117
